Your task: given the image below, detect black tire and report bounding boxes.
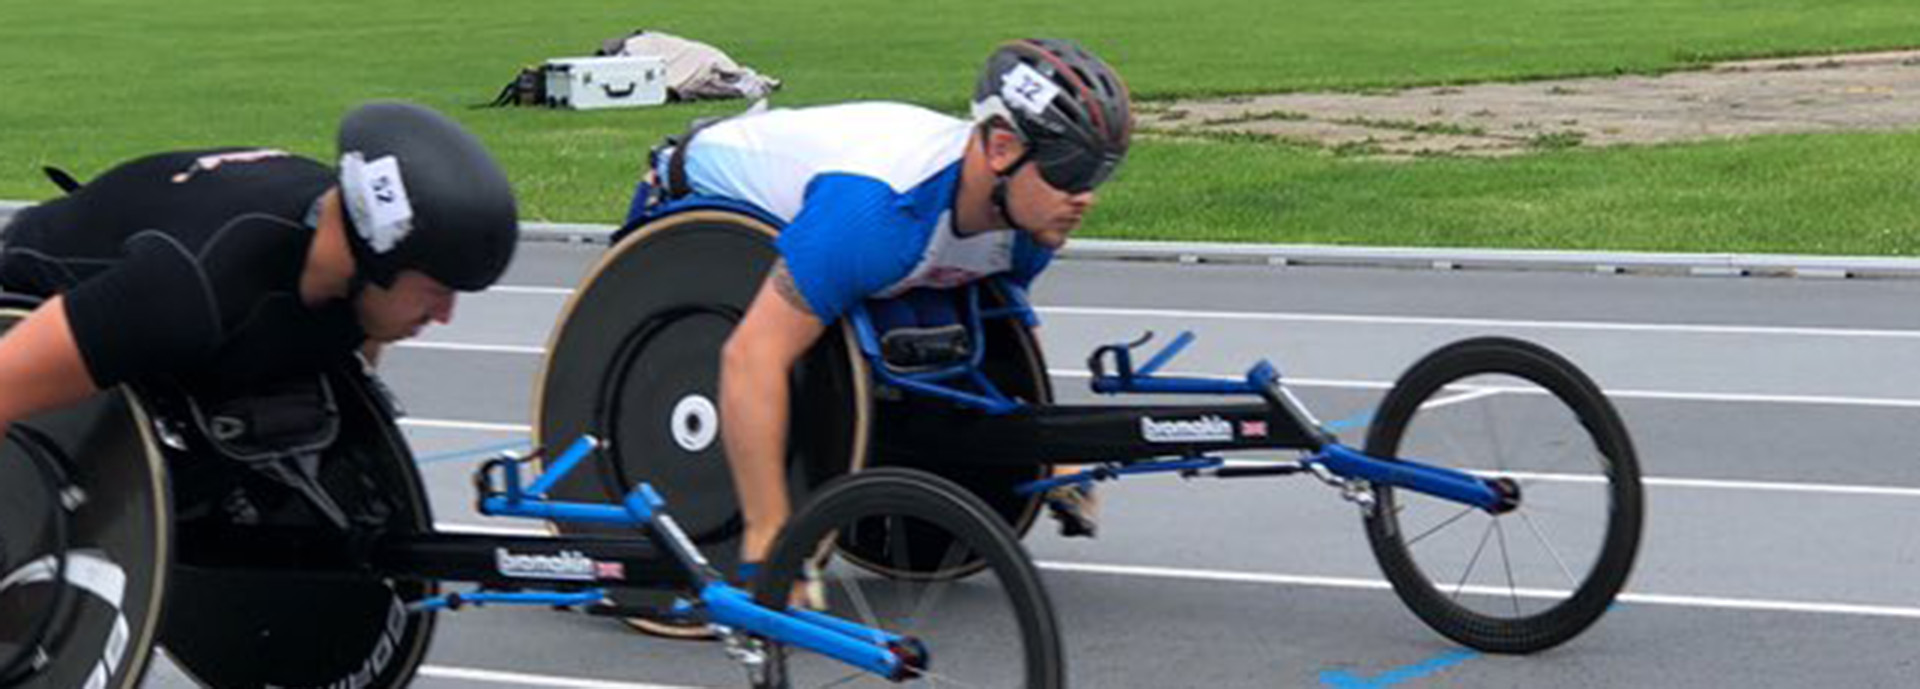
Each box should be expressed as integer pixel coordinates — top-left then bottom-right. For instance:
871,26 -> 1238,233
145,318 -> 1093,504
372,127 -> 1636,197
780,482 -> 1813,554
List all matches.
757,468 -> 1063,688
0,301 -> 171,689
535,209 -> 870,637
1363,337 -> 1643,653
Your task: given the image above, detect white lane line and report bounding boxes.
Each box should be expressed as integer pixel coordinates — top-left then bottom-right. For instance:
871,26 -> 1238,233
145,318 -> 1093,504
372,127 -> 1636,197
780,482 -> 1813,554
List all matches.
1418,388 -> 1502,411
482,286 -> 1920,340
418,665 -> 704,689
1051,368 -> 1920,409
1600,387 -> 1920,410
1038,561 -> 1920,619
488,286 -> 577,296
400,418 -> 533,433
477,287 -> 1920,340
1038,305 -> 1920,340
1446,469 -> 1920,499
391,338 -> 1920,410
1208,462 -> 1920,499
435,521 -> 550,537
401,341 -> 546,355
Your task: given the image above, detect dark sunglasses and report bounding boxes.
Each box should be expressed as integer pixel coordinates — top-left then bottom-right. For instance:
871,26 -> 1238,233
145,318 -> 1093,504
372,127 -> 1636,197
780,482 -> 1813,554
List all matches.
1029,139 -> 1123,194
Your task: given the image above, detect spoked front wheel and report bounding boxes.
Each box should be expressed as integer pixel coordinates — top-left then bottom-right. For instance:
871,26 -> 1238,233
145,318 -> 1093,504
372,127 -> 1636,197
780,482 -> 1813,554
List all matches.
756,468 -> 1063,688
1363,336 -> 1643,653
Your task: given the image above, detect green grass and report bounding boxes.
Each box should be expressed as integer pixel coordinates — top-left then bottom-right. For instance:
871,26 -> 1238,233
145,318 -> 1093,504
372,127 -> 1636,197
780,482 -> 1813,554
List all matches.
3,0 -> 1919,252
1102,130 -> 1920,254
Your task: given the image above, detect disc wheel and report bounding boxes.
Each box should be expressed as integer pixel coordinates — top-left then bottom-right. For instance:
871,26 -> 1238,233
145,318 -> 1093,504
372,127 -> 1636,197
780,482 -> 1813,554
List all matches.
1363,336 -> 1644,653
535,210 -> 869,637
0,301 -> 171,689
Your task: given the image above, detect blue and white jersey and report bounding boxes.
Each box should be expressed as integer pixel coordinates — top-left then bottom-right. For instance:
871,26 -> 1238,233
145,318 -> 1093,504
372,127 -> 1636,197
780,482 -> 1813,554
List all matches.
679,101 -> 1053,322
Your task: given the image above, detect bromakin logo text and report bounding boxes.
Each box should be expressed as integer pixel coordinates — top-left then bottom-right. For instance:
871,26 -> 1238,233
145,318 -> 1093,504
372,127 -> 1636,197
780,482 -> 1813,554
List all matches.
1141,415 -> 1233,443
496,548 -> 595,581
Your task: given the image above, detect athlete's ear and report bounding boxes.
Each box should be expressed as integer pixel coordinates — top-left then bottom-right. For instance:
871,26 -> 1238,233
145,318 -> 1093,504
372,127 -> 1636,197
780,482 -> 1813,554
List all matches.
984,126 -> 1028,174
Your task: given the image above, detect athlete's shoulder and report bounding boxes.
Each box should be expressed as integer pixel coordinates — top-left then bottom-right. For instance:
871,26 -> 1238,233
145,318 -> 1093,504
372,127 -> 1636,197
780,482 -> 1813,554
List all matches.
83,148 -> 329,190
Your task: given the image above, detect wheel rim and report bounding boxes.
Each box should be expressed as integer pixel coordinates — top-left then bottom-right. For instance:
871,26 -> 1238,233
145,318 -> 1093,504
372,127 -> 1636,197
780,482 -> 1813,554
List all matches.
761,473 -> 1058,688
1365,340 -> 1640,652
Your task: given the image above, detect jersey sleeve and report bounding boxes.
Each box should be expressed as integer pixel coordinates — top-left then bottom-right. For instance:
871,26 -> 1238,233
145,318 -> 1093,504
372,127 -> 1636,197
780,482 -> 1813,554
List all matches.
774,173 -> 928,322
63,231 -> 224,388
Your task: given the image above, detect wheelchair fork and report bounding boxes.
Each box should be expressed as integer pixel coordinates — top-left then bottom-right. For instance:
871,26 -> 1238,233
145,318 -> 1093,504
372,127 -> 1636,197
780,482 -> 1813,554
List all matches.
1301,457 -> 1378,516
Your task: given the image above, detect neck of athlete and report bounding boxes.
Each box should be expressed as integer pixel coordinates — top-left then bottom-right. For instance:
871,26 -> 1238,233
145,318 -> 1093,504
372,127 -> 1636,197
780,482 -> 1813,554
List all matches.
301,188 -> 358,307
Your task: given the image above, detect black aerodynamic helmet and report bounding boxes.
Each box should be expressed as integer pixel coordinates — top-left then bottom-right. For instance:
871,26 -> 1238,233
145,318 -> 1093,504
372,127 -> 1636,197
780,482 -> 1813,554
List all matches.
337,101 -> 518,291
971,38 -> 1133,193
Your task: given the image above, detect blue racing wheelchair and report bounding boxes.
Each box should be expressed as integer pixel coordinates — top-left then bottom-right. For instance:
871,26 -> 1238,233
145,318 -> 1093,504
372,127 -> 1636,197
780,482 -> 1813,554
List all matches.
538,201 -> 1646,655
0,294 -> 1064,689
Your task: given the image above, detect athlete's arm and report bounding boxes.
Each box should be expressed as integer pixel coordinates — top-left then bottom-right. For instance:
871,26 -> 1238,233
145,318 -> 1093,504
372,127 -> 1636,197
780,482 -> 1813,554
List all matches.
720,260 -> 826,563
0,296 -> 102,437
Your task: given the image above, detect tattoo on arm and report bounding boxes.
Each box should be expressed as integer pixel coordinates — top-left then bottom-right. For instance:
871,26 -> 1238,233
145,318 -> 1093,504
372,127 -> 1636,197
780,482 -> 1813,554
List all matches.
769,260 -> 815,317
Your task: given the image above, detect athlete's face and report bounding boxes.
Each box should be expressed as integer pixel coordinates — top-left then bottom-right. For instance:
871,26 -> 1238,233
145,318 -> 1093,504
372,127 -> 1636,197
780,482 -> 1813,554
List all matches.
1004,160 -> 1097,249
357,270 -> 456,342
987,130 -> 1098,249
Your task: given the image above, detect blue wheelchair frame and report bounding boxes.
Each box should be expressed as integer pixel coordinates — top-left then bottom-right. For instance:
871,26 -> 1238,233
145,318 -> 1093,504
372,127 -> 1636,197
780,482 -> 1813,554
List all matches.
846,282 -> 1514,515
392,435 -> 925,681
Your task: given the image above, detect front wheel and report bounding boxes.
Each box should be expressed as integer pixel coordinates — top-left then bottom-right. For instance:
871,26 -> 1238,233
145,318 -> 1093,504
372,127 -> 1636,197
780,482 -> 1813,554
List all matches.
756,468 -> 1063,688
1363,337 -> 1643,653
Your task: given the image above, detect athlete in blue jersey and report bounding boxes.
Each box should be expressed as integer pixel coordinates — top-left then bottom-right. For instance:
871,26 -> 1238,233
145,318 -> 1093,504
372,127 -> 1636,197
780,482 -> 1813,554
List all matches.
648,39 -> 1134,569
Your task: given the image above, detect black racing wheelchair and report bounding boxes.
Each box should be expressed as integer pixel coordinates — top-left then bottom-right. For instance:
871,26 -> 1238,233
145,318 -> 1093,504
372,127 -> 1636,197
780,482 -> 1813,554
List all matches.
538,199 -> 1646,655
0,292 -> 1065,689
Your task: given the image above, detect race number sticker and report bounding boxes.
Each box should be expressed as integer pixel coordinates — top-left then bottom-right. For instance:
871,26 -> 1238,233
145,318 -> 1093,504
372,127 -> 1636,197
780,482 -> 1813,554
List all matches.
1001,62 -> 1061,116
340,153 -> 416,253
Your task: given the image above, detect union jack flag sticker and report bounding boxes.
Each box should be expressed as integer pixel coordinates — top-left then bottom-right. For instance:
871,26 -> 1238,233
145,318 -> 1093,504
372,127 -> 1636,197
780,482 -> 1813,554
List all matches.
1239,420 -> 1267,438
595,561 -> 626,581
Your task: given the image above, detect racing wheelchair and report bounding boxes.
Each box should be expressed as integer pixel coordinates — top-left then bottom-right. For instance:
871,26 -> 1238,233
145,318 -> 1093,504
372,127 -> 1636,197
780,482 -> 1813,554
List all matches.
539,200 -> 1646,654
0,294 -> 1064,689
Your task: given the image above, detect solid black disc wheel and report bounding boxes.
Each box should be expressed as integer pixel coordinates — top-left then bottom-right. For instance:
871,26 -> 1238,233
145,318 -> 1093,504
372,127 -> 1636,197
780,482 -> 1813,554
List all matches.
1363,336 -> 1643,653
851,281 -> 1055,582
757,468 -> 1063,688
0,301 -> 171,689
535,210 -> 870,637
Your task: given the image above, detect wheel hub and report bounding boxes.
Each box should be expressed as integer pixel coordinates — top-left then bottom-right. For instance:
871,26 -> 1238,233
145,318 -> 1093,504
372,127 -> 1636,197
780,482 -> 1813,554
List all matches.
1488,476 -> 1523,514
670,394 -> 719,453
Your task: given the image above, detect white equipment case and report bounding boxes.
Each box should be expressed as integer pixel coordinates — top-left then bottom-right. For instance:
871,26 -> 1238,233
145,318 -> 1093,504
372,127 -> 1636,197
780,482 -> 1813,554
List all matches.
544,56 -> 668,110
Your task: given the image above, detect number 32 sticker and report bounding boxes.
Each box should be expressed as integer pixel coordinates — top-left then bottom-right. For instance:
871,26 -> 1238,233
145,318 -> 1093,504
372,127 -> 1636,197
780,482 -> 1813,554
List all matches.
1001,63 -> 1061,116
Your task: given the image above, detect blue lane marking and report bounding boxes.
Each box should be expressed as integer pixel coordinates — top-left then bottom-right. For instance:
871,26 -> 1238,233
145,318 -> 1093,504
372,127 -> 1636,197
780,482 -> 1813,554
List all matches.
1323,411 -> 1374,433
416,439 -> 532,465
1319,649 -> 1479,688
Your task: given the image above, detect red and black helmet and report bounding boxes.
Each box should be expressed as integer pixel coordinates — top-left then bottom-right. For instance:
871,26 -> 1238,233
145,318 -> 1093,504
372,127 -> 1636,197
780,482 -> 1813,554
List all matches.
971,38 -> 1133,193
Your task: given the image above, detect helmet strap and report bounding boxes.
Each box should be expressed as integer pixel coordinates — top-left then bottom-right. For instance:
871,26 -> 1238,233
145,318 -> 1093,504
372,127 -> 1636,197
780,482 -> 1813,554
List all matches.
981,125 -> 1035,233
334,193 -> 395,292
311,189 -> 372,302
